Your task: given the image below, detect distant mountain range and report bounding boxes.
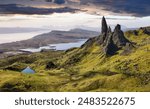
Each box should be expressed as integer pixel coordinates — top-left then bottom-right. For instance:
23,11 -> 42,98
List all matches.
0,28 -> 99,51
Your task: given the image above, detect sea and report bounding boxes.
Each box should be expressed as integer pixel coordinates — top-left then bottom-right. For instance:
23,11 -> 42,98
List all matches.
0,31 -> 50,44
0,31 -> 87,52
20,39 -> 87,52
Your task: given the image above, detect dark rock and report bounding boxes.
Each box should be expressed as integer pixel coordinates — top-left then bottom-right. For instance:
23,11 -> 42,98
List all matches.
4,67 -> 22,72
101,16 -> 108,34
103,27 -> 112,46
104,35 -> 118,55
133,30 -> 138,36
46,61 -> 57,69
108,26 -> 112,33
81,37 -> 96,48
143,28 -> 150,35
96,16 -> 108,45
3,63 -> 26,72
101,22 -> 132,55
40,49 -> 55,52
140,27 -> 150,35
112,24 -> 129,47
97,34 -> 107,45
81,16 -> 133,56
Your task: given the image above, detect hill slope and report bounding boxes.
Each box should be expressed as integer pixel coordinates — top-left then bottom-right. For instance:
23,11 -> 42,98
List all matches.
0,18 -> 149,92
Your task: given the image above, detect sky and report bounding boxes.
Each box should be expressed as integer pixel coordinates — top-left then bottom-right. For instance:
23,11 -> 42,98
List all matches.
0,0 -> 150,31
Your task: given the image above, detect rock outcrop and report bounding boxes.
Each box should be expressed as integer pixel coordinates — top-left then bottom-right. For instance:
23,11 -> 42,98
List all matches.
104,35 -> 118,55
140,27 -> 150,35
112,24 -> 130,47
81,16 -> 133,56
46,61 -> 57,69
97,17 -> 109,45
100,17 -> 133,55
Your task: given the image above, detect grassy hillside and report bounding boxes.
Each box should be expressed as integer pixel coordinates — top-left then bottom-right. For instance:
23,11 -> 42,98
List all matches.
0,27 -> 150,92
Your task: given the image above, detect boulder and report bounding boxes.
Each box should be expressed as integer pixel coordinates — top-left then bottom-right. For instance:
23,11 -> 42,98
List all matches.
46,61 -> 57,69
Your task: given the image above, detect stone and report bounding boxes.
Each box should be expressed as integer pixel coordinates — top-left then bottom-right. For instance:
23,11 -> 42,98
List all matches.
103,24 -> 132,55
104,35 -> 118,55
101,16 -> 108,34
108,26 -> 112,33
46,61 -> 57,69
112,24 -> 129,47
82,16 -> 133,56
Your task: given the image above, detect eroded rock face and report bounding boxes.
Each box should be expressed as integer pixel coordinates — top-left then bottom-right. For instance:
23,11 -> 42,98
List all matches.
100,17 -> 133,55
112,24 -> 129,47
104,35 -> 118,55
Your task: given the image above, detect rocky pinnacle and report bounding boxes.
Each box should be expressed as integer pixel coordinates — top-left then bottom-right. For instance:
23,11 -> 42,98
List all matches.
100,18 -> 132,55
101,16 -> 108,34
82,16 -> 133,56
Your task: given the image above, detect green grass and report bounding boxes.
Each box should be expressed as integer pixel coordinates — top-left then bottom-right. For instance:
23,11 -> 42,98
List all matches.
0,28 -> 150,92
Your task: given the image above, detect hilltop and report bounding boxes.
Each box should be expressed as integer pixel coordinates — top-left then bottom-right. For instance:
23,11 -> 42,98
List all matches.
0,17 -> 150,92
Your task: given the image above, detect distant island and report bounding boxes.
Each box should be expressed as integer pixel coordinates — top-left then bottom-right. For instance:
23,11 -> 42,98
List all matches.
0,28 -> 99,52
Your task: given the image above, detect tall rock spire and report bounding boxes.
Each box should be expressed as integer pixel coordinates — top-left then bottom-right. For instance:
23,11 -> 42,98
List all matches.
101,16 -> 108,34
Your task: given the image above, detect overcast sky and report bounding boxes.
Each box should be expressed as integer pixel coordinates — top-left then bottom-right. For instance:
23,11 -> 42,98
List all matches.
0,0 -> 150,30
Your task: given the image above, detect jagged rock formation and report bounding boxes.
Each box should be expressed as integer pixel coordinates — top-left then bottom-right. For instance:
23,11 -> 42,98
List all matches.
100,17 -> 133,55
104,35 -> 118,55
101,17 -> 133,55
83,16 -> 133,55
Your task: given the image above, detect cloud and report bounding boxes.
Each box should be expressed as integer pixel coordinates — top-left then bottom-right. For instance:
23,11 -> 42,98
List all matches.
78,0 -> 150,17
54,0 -> 66,4
0,4 -> 79,15
0,0 -> 150,16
